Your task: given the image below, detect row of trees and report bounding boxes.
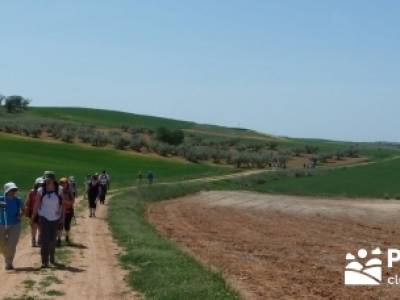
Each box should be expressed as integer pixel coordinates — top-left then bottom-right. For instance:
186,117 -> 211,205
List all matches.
307,146 -> 360,167
0,120 -> 291,169
0,117 -> 359,170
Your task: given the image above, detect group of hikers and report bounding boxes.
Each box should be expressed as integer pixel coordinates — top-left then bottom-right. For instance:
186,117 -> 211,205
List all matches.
137,170 -> 155,186
0,170 -> 110,270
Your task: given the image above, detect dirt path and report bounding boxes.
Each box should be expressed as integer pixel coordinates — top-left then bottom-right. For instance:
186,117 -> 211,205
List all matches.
147,191 -> 400,300
0,197 -> 140,300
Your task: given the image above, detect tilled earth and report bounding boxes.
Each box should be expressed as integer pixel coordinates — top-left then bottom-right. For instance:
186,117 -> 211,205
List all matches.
147,191 -> 400,300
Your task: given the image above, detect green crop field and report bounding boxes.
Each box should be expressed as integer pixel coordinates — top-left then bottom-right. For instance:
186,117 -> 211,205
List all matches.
214,156 -> 400,199
0,133 -> 231,194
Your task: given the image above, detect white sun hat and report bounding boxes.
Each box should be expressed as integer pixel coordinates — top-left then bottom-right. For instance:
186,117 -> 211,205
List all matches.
4,182 -> 18,195
35,177 -> 44,185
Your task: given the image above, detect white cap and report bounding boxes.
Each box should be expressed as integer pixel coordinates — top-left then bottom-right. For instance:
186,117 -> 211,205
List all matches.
35,177 -> 44,185
4,182 -> 18,195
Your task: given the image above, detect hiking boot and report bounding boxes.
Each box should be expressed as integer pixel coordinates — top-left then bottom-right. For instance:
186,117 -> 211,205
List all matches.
5,264 -> 14,271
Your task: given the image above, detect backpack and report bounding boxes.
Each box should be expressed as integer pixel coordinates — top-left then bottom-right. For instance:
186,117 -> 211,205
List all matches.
99,174 -> 108,186
0,195 -> 21,220
40,183 -> 63,207
24,190 -> 37,217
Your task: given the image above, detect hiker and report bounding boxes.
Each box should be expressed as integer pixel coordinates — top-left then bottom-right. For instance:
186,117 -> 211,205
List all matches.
58,177 -> 75,245
32,171 -> 64,268
84,174 -> 91,200
69,176 -> 77,198
87,174 -> 101,218
24,177 -> 44,247
99,170 -> 110,205
0,182 -> 23,270
147,171 -> 154,185
137,171 -> 143,186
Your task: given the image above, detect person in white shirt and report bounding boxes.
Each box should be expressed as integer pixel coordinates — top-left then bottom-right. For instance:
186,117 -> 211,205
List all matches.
98,170 -> 110,205
32,171 -> 64,268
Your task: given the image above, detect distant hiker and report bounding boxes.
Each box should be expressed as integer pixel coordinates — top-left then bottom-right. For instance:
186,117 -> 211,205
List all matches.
84,174 -> 91,200
32,171 -> 64,268
87,174 -> 101,218
58,177 -> 75,245
25,177 -> 44,247
68,176 -> 77,198
147,171 -> 154,185
99,170 -> 110,205
0,182 -> 23,271
137,171 -> 144,186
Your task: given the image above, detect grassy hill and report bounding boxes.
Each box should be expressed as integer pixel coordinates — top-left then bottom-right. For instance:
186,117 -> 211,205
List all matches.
20,107 -> 277,141
1,106 -> 399,170
0,133 -> 231,193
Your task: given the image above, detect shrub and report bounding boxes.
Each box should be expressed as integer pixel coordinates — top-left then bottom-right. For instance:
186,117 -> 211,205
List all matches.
344,146 -> 359,158
113,136 -> 129,150
129,136 -> 146,152
304,145 -> 319,154
156,127 -> 184,145
90,132 -> 109,147
336,150 -> 345,160
61,130 -> 75,143
268,141 -> 279,150
293,147 -> 304,157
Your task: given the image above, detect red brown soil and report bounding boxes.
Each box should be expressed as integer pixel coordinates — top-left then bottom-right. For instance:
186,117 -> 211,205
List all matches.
147,191 -> 400,300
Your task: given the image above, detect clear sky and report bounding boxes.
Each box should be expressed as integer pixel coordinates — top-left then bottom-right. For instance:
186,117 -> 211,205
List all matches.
1,1 -> 399,142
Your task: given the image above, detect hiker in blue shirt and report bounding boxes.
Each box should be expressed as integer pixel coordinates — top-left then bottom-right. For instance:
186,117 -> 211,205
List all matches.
0,182 -> 23,271
147,171 -> 154,185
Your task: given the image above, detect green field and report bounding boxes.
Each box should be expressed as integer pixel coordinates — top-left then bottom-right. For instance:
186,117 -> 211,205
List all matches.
0,133 -> 231,194
214,157 -> 400,199
109,184 -> 239,300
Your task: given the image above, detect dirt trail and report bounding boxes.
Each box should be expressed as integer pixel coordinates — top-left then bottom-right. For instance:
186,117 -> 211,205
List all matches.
147,191 -> 400,300
0,196 -> 139,300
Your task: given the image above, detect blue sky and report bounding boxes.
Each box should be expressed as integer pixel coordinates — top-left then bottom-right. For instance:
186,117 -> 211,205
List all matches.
1,1 -> 399,142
